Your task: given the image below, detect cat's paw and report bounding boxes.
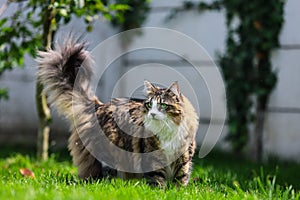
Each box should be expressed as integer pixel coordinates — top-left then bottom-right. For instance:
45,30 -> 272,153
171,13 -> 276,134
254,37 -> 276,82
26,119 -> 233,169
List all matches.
146,176 -> 166,188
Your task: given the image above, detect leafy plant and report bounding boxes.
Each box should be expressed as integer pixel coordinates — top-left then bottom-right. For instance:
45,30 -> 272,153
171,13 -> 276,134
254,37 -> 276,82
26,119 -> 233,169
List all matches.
0,0 -> 129,99
0,0 -> 150,160
219,0 -> 284,160
176,0 -> 284,159
110,0 -> 150,31
0,1 -> 41,100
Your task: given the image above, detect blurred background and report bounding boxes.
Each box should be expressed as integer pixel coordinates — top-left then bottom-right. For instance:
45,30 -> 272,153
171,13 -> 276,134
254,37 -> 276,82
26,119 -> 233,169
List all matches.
0,0 -> 299,163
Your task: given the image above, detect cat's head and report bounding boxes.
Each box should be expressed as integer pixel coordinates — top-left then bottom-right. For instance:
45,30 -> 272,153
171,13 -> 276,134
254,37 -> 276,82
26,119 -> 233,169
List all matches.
143,80 -> 183,126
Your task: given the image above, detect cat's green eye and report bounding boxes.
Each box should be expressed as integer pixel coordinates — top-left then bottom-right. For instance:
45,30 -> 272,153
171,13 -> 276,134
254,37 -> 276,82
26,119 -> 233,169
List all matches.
160,103 -> 168,109
146,102 -> 152,109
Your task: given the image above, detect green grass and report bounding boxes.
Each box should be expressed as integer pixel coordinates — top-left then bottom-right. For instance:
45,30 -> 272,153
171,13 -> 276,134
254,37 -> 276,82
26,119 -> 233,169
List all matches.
0,148 -> 299,200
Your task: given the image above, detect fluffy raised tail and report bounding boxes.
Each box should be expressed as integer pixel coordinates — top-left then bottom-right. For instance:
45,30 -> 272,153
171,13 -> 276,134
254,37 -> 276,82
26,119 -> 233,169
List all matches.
37,38 -> 104,179
37,38 -> 100,119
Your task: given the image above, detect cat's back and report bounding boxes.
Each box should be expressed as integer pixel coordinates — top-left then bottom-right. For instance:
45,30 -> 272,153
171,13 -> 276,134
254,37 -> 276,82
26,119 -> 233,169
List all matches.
95,98 -> 145,150
181,95 -> 199,137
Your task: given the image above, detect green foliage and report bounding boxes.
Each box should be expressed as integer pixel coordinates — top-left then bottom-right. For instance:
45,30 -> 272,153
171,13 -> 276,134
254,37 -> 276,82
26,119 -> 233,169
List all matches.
0,152 -> 299,199
219,0 -> 284,152
0,88 -> 9,100
179,1 -> 285,153
110,0 -> 151,30
0,0 -> 143,100
0,2 -> 41,100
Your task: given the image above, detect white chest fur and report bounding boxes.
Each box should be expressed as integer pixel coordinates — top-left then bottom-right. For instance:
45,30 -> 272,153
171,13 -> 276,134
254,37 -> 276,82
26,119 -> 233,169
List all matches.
144,118 -> 190,180
144,117 -> 188,158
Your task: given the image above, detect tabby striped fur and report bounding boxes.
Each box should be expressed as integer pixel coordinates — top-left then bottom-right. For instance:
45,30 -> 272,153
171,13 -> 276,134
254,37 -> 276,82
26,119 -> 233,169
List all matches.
37,38 -> 199,187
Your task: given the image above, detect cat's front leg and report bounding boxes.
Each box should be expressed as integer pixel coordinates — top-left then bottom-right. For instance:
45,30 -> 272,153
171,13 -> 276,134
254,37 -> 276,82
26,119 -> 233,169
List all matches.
174,161 -> 192,187
173,139 -> 196,186
144,170 -> 167,188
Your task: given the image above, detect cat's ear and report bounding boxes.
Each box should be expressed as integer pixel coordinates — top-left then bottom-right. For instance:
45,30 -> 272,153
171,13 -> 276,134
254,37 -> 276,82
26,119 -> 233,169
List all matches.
144,80 -> 157,95
167,81 -> 181,97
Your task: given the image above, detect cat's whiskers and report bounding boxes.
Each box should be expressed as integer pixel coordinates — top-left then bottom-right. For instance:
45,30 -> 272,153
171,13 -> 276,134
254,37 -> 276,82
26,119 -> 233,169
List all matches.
162,119 -> 172,133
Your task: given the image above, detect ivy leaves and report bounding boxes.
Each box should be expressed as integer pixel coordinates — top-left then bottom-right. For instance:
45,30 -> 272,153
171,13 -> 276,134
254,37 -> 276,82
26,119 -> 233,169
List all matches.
219,0 -> 284,152
180,0 -> 284,153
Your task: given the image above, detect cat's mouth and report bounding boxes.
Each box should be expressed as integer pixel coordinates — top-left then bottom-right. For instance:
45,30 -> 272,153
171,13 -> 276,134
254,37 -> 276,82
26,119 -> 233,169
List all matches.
149,116 -> 165,121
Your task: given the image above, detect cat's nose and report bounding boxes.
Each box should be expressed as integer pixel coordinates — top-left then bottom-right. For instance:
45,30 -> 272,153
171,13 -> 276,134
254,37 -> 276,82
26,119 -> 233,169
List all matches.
150,113 -> 156,118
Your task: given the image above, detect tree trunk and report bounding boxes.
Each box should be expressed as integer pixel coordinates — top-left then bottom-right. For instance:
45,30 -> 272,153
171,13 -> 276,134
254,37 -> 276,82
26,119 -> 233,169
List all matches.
36,82 -> 51,161
253,102 -> 265,162
252,50 -> 271,162
36,3 -> 55,161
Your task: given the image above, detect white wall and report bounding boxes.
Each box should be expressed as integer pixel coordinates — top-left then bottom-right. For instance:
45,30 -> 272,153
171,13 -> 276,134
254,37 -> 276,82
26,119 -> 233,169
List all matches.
0,0 -> 299,162
264,0 -> 300,161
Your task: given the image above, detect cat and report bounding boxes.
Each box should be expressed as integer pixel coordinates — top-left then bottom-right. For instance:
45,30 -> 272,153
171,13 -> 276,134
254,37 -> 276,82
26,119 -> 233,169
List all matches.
37,38 -> 199,187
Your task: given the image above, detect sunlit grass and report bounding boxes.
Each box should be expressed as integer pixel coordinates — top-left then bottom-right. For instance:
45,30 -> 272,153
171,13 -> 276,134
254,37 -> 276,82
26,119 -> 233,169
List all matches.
0,149 -> 299,200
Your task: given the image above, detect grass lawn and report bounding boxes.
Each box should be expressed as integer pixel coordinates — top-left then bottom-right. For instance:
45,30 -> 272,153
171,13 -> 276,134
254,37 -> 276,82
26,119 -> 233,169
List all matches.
0,147 -> 299,200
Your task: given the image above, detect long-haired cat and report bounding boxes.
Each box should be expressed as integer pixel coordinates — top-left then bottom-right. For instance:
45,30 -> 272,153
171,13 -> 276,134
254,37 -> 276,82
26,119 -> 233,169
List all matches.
37,38 -> 199,187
